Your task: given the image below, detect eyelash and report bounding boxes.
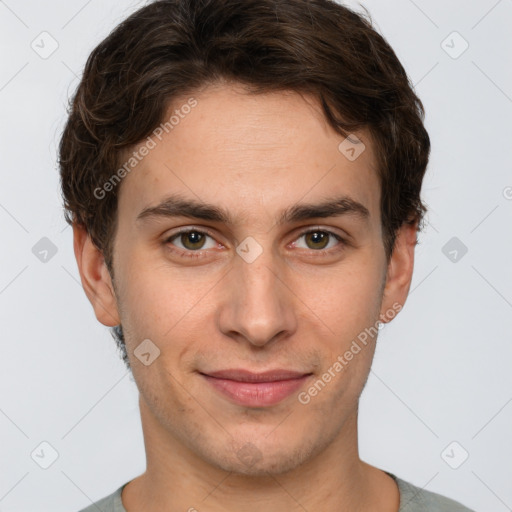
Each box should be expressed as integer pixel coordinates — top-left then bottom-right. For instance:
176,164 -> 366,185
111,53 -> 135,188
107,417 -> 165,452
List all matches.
163,226 -> 346,259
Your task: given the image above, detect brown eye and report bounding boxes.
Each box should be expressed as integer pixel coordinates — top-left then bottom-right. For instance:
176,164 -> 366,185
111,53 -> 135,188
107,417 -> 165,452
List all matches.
293,229 -> 343,252
304,231 -> 330,250
166,229 -> 217,252
180,231 -> 207,250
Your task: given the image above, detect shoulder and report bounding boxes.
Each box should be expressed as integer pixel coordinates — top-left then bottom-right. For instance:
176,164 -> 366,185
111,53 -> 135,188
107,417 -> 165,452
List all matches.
77,474 -> 476,512
387,472 -> 475,512
76,483 -> 127,512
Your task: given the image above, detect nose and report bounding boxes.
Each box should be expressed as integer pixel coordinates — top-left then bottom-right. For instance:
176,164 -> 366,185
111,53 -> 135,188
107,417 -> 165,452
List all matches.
217,251 -> 298,348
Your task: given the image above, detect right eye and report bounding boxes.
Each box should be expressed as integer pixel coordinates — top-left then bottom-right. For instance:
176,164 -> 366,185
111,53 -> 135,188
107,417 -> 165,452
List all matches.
163,228 -> 223,259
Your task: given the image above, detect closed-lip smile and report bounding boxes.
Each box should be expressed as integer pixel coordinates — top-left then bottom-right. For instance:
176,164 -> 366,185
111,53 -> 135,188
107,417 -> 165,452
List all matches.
200,368 -> 313,407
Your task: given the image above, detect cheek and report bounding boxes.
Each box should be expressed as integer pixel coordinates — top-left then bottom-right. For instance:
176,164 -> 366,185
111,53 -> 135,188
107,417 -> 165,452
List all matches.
116,249 -> 208,333
135,362 -> 202,440
294,259 -> 384,334
116,268 -> 220,378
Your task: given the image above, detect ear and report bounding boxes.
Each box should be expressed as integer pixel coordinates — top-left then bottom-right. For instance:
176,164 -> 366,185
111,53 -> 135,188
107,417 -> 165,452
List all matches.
379,221 -> 418,324
72,223 -> 120,327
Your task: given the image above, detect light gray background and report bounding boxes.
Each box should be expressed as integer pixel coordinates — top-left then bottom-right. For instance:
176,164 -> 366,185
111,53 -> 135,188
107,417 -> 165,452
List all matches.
1,1 -> 511,511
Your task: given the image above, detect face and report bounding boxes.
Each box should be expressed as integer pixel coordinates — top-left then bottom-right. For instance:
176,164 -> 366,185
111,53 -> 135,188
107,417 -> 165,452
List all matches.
76,82 -> 415,476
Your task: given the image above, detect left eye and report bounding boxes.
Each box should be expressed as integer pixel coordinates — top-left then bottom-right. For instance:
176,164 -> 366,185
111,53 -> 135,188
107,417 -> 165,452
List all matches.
294,230 -> 341,250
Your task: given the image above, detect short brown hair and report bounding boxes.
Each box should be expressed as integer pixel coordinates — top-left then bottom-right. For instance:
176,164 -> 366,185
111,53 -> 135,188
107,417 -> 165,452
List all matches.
59,0 -> 430,364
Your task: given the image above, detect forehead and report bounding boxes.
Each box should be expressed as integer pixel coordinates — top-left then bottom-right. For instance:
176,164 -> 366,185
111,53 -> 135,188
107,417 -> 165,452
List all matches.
117,83 -> 381,227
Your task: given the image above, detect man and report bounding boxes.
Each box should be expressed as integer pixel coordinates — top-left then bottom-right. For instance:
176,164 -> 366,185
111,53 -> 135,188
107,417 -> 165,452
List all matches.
59,0 -> 474,510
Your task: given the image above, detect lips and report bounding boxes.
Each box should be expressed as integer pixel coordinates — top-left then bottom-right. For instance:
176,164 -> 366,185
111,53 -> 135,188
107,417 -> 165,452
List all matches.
204,368 -> 309,382
200,368 -> 312,407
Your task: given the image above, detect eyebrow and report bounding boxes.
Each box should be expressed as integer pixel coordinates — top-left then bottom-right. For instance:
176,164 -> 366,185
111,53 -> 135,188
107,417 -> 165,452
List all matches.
136,193 -> 370,226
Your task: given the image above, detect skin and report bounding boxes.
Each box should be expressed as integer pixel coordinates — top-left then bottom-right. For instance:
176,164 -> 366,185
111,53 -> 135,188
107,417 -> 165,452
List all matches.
74,82 -> 417,511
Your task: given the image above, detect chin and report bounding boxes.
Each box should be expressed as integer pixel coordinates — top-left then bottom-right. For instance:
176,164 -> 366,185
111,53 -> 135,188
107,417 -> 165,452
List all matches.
202,434 -> 322,477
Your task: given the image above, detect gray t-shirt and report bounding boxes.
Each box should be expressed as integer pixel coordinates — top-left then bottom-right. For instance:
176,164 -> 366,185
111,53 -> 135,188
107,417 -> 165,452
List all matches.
78,471 -> 475,511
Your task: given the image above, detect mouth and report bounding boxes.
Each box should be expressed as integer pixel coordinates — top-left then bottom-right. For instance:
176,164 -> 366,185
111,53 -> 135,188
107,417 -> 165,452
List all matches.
199,369 -> 313,407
